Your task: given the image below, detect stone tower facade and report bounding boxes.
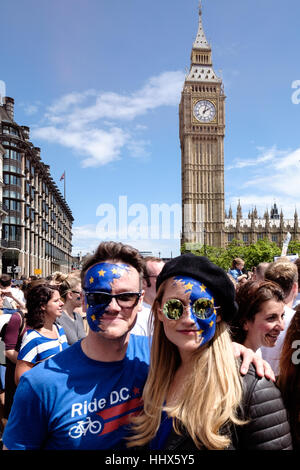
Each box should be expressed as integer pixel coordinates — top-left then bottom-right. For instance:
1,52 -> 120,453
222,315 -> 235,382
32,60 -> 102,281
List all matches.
180,6 -> 299,250
180,4 -> 225,248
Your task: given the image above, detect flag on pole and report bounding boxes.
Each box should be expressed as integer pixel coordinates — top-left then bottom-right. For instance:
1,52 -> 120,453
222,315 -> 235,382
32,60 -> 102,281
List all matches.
281,232 -> 291,257
60,171 -> 65,181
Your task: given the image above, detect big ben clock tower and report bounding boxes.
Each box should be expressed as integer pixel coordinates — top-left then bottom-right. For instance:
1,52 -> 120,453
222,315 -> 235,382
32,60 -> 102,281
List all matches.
180,3 -> 225,248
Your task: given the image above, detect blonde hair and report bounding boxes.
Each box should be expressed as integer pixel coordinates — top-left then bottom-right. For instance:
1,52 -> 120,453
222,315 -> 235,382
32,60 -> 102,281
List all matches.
58,273 -> 81,301
49,271 -> 66,286
127,282 -> 246,450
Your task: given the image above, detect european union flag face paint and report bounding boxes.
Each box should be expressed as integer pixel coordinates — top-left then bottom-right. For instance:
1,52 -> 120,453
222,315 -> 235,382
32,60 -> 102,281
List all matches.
83,262 -> 130,332
165,276 -> 218,347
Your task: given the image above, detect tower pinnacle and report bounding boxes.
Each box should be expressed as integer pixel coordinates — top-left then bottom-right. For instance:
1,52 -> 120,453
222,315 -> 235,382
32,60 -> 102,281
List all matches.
193,1 -> 209,50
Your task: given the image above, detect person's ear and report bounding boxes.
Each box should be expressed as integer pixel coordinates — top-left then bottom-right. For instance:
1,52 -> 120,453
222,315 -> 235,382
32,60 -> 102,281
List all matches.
242,321 -> 249,332
157,304 -> 164,322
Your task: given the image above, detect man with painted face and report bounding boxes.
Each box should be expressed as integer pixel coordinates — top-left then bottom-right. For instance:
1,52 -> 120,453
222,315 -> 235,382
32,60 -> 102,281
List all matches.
2,244 -> 279,450
2,242 -> 149,450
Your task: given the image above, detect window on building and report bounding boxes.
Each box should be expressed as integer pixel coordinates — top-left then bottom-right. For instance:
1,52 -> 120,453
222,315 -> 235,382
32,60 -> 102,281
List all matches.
243,234 -> 249,243
272,234 -> 278,243
3,163 -> 22,173
3,224 -> 21,241
227,234 -> 234,242
4,174 -> 21,186
6,200 -> 21,212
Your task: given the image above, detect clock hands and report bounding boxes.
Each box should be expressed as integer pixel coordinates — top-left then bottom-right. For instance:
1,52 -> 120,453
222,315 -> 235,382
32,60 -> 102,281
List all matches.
194,100 -> 216,122
200,104 -> 208,117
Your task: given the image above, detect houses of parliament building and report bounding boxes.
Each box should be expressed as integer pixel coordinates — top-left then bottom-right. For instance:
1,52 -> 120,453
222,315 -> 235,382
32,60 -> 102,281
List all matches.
180,5 -> 300,249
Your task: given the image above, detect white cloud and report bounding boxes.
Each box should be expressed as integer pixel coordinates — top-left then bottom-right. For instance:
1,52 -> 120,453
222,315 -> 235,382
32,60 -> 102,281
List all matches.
227,145 -> 300,217
47,90 -> 97,115
227,145 -> 287,170
72,224 -> 98,239
45,71 -> 184,127
127,139 -> 151,159
33,125 -> 129,167
71,223 -> 180,258
242,147 -> 300,198
18,100 -> 42,115
31,70 -> 185,167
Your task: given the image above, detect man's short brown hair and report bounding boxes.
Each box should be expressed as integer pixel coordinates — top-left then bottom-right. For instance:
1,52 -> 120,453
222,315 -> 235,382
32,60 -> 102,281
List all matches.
80,241 -> 145,286
264,261 -> 298,298
0,274 -> 12,287
294,258 -> 300,290
142,256 -> 163,287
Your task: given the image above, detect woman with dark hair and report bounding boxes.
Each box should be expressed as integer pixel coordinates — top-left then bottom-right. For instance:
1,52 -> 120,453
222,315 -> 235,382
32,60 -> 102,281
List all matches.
15,283 -> 68,385
278,305 -> 300,449
232,280 -> 285,353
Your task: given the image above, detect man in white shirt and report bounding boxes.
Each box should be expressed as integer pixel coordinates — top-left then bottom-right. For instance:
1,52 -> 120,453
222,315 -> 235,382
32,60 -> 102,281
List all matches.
292,258 -> 300,307
0,275 -> 25,314
131,257 -> 165,336
260,260 -> 298,375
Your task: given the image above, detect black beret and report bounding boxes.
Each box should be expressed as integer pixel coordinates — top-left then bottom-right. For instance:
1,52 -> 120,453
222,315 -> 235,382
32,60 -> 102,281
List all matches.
156,253 -> 238,323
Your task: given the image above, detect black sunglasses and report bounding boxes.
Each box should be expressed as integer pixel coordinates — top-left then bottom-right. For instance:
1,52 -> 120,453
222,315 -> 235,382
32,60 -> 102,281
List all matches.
85,291 -> 142,308
162,298 -> 220,321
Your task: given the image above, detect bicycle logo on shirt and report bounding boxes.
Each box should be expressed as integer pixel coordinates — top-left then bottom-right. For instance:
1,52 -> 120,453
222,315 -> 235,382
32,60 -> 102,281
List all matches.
69,416 -> 102,438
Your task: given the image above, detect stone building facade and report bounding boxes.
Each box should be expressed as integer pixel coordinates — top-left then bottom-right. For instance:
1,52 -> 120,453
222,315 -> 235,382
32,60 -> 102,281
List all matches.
0,96 -> 73,277
225,202 -> 300,246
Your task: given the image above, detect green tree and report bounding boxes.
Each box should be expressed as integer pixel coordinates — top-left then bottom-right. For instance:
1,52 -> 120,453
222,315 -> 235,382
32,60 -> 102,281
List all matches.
182,238 -> 282,271
287,240 -> 300,256
243,239 -> 281,269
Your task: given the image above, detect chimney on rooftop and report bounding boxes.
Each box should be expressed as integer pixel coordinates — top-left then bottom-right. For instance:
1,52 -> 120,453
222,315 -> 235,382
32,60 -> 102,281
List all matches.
4,96 -> 14,121
21,125 -> 30,140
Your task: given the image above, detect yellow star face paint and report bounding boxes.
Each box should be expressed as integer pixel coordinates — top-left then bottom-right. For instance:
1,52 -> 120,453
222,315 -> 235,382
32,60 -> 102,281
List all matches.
83,262 -> 130,332
161,276 -> 218,346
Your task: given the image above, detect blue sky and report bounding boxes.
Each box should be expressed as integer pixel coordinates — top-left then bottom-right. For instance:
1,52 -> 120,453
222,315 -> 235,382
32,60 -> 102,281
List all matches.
1,0 -> 300,258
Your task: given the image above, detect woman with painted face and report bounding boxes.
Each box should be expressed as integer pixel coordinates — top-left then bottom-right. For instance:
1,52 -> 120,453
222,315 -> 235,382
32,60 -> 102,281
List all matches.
231,280 -> 286,354
127,254 -> 292,450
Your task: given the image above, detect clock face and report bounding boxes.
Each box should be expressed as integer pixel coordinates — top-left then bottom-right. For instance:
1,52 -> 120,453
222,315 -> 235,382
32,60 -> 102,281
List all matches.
193,100 -> 216,123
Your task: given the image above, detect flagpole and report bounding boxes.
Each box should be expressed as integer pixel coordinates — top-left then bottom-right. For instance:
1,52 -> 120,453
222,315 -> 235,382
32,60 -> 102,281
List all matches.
60,171 -> 66,200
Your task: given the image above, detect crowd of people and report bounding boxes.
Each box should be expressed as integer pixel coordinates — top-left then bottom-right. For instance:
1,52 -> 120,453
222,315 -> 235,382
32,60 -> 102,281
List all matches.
0,244 -> 298,451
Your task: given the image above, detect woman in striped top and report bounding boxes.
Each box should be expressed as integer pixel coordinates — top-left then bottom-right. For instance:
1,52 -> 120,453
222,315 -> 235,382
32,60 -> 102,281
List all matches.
15,283 -> 68,385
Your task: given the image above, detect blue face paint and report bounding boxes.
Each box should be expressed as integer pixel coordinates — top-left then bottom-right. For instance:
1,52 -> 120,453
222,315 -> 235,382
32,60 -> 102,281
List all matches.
83,262 -> 130,332
173,276 -> 217,346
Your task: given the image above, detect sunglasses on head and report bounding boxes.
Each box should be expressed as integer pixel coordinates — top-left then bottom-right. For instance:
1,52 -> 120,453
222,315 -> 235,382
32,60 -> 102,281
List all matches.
85,291 -> 142,308
162,297 -> 220,321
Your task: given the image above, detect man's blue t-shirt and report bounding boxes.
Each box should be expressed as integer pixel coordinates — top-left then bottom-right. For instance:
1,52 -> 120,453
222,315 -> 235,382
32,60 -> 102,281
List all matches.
3,335 -> 150,450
